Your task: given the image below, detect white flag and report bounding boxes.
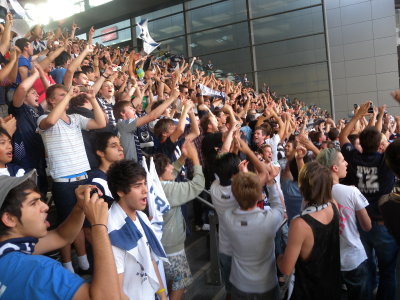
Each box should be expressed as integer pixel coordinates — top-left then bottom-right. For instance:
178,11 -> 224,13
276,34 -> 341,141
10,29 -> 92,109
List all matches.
199,83 -> 226,99
142,157 -> 170,240
141,157 -> 169,296
137,19 -> 160,55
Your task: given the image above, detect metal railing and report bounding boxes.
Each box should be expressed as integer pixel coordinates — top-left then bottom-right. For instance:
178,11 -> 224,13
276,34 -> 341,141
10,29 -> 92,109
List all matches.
195,191 -> 222,286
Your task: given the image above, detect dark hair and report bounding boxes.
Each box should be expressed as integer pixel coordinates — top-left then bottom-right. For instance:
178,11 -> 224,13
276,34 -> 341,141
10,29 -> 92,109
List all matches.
348,134 -> 359,146
54,51 -> 70,67
359,126 -> 381,153
254,126 -> 268,137
15,38 -> 29,51
328,128 -> 339,141
152,153 -> 171,177
214,153 -> 241,186
298,161 -> 333,206
73,71 -> 85,79
153,118 -> 174,139
0,180 -> 39,236
93,132 -> 119,161
199,114 -> 212,133
113,100 -> 132,120
69,94 -> 88,109
151,99 -> 165,111
107,160 -> 146,202
81,65 -> 94,74
0,127 -> 12,140
385,140 -> 400,177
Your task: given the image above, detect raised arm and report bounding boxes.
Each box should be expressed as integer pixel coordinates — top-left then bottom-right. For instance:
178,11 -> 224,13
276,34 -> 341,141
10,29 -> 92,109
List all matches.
0,13 -> 12,56
170,101 -> 191,143
64,44 -> 93,89
72,188 -> 121,300
375,105 -> 386,133
38,40 -> 70,70
136,88 -> 179,127
85,88 -> 107,130
339,101 -> 370,146
0,48 -> 18,82
39,87 -> 76,130
12,64 -> 40,108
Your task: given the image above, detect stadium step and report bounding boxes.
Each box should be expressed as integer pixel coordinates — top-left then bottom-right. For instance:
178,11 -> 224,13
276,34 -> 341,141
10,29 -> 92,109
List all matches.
183,230 -> 225,300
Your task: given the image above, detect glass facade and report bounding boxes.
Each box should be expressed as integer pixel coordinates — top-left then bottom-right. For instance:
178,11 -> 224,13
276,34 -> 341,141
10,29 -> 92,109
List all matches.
88,0 -> 331,111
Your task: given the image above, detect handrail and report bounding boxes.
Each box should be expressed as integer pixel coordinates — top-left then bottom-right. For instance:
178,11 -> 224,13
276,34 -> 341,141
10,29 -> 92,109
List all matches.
195,194 -> 215,210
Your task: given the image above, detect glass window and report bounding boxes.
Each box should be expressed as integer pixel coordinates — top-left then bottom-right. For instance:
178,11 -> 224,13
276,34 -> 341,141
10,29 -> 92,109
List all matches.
291,91 -> 331,112
256,62 -> 329,95
252,7 -> 324,44
255,34 -> 326,71
76,33 -> 87,40
137,4 -> 182,21
250,0 -> 321,18
186,0 -> 221,9
187,0 -> 247,32
157,36 -> 187,56
199,47 -> 252,74
136,14 -> 185,41
93,20 -> 130,38
93,28 -> 131,46
89,0 -> 112,7
189,22 -> 249,56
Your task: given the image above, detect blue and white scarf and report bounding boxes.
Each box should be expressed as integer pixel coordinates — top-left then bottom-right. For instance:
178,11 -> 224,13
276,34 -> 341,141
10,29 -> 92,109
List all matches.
0,237 -> 37,258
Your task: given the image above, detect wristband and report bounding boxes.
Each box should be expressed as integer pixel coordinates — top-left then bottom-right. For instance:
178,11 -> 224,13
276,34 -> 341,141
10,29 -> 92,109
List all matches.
156,288 -> 166,295
102,74 -> 109,79
91,223 -> 108,230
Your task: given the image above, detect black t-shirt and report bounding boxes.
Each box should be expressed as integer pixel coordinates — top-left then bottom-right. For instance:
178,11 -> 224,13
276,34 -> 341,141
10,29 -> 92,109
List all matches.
341,143 -> 395,220
8,103 -> 45,170
201,132 -> 223,188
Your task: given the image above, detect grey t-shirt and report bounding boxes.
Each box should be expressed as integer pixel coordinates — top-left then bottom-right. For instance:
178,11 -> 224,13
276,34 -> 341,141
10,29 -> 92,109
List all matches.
117,118 -> 139,161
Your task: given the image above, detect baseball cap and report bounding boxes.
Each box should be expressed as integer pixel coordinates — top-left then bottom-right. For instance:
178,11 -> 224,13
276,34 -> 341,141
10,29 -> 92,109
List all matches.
316,148 -> 337,168
0,170 -> 37,209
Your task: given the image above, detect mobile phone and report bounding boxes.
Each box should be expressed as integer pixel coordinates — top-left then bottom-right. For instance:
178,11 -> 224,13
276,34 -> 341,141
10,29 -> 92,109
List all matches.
353,104 -> 358,109
90,188 -> 98,198
368,104 -> 374,114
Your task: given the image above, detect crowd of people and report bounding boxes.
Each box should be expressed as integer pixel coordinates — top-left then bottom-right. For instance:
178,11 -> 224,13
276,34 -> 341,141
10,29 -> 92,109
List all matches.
0,13 -> 399,300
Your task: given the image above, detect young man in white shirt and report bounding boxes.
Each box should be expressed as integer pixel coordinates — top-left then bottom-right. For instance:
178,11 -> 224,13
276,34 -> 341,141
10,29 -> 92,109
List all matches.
107,160 -> 167,300
317,148 -> 371,299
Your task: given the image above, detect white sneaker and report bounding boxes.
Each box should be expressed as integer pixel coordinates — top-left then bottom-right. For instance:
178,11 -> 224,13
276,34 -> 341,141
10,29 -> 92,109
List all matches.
201,224 -> 210,231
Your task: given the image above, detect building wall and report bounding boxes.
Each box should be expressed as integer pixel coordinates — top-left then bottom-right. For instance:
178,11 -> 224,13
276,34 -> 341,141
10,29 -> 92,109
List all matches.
325,0 -> 400,120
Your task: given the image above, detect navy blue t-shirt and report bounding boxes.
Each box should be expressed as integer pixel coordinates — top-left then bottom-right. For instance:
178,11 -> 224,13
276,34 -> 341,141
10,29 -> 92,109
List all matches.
341,143 -> 395,220
88,169 -> 114,207
8,103 -> 45,170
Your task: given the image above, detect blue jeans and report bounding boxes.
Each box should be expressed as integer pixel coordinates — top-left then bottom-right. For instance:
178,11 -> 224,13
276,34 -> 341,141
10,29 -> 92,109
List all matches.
341,260 -> 369,300
52,180 -> 88,224
359,221 -> 399,300
219,252 -> 232,292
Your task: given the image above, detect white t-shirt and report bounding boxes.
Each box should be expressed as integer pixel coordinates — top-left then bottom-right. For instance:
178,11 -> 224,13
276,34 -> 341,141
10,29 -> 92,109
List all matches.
37,114 -> 90,178
264,134 -> 280,162
0,168 -> 25,177
111,215 -> 159,299
210,178 -> 238,256
332,184 -> 369,271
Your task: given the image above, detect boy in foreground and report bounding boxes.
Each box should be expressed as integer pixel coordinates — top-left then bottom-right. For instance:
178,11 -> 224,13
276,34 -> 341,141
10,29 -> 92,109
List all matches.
0,170 -> 120,300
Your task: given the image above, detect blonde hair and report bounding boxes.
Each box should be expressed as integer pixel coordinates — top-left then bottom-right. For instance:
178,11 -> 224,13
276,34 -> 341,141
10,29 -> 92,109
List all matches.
231,172 -> 262,209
